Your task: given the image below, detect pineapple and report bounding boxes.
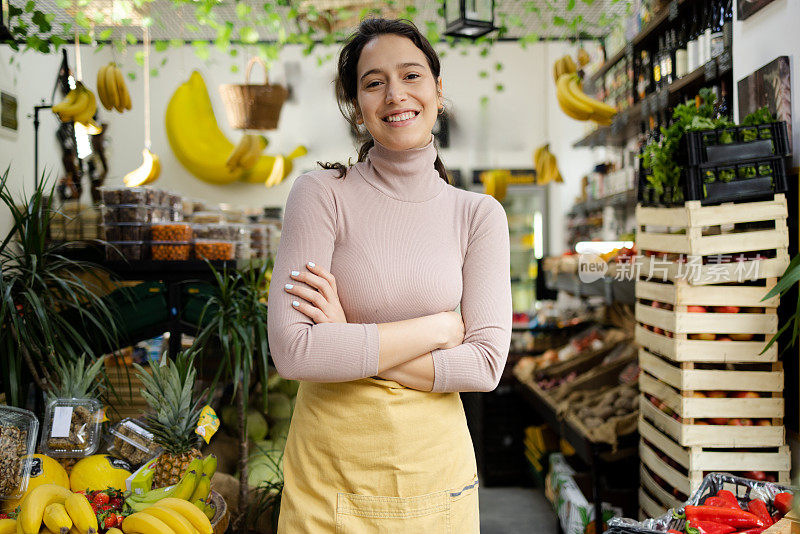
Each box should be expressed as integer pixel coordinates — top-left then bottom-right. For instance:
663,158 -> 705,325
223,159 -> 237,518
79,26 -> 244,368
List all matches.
135,351 -> 206,488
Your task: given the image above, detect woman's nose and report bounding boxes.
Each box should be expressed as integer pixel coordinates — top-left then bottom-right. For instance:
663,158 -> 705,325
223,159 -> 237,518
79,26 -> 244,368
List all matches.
385,81 -> 407,104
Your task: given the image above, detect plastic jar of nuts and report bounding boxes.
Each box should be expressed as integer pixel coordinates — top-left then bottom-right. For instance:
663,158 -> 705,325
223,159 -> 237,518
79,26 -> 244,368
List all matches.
191,211 -> 225,224
151,241 -> 192,261
0,406 -> 39,500
193,223 -> 238,241
39,398 -> 103,458
105,241 -> 149,261
194,239 -> 235,261
102,223 -> 150,241
151,222 -> 192,242
101,204 -> 155,224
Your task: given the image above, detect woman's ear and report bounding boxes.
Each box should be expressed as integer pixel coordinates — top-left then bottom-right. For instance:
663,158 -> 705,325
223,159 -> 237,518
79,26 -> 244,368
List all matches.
437,76 -> 443,104
354,103 -> 364,125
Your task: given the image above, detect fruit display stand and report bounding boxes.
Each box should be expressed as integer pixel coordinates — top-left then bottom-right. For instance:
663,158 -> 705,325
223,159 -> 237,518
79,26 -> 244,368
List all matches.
634,194 -> 791,519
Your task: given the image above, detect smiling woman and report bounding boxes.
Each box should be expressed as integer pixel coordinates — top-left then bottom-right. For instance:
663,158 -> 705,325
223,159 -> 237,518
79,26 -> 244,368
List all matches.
267,17 -> 511,534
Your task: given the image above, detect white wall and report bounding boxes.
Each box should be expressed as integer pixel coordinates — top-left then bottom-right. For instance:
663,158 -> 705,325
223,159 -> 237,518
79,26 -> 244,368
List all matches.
0,39 -> 601,249
732,0 -> 799,168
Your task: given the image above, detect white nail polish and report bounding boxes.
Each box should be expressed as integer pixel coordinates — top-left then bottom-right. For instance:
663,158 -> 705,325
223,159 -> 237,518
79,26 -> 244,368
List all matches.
285,284 -> 293,289
291,271 -> 300,276
292,300 -> 300,307
308,261 -> 315,268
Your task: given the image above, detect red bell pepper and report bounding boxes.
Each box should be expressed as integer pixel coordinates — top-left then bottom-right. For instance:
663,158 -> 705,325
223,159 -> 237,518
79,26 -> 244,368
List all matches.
747,499 -> 773,527
774,492 -> 793,515
685,520 -> 737,534
684,506 -> 765,529
704,496 -> 736,509
667,530 -> 683,534
717,490 -> 742,510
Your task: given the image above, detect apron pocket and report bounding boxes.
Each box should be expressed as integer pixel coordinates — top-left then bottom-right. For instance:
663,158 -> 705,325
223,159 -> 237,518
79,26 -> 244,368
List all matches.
448,476 -> 480,534
335,489 -> 450,533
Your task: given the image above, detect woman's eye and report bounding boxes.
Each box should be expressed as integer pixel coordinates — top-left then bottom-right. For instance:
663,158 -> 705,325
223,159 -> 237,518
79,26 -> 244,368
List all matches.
366,81 -> 381,88
406,73 -> 420,80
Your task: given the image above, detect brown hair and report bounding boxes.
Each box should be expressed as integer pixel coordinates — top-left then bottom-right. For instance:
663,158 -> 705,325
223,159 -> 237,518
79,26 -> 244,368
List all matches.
318,18 -> 449,184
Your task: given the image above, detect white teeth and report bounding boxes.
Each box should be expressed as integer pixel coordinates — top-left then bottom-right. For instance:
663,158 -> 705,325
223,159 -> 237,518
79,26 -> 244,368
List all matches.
385,111 -> 417,122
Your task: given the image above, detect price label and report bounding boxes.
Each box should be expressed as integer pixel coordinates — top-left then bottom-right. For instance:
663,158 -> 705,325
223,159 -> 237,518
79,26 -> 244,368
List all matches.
704,60 -> 718,81
669,1 -> 679,21
51,406 -> 73,438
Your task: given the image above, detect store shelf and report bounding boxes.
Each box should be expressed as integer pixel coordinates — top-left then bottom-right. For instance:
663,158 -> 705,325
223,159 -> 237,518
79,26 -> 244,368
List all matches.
588,0 -> 690,85
569,189 -> 637,215
575,56 -> 732,149
546,271 -> 635,305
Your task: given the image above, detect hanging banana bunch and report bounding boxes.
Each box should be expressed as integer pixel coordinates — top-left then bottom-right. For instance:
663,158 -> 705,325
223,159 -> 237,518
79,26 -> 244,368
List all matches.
52,82 -> 101,131
227,134 -> 268,174
552,51 -> 617,126
534,144 -> 563,185
97,62 -> 132,113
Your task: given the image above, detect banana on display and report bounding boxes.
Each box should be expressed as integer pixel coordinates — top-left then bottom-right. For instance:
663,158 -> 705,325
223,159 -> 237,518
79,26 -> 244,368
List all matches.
125,468 -> 198,513
123,148 -> 161,187
0,519 -> 15,534
17,484 -> 71,534
533,144 -> 563,185
552,54 -> 577,83
42,503 -> 72,534
155,499 -> 213,534
120,513 -> 174,534
555,73 -> 617,125
140,506 -> 196,534
63,492 -> 97,534
52,82 -> 101,132
97,63 -> 131,113
227,134 -> 268,174
241,145 -> 308,187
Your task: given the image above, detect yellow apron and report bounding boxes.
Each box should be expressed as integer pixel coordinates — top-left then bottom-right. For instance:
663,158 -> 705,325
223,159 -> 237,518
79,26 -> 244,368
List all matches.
277,377 -> 480,533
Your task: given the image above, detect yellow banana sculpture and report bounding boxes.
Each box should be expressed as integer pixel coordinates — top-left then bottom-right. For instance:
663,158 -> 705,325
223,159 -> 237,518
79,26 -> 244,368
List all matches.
165,71 -> 244,185
555,74 -> 593,120
565,74 -> 617,124
533,144 -> 563,185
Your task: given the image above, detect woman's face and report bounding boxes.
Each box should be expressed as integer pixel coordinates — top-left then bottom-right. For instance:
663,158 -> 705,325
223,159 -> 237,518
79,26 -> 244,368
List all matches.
355,34 -> 443,151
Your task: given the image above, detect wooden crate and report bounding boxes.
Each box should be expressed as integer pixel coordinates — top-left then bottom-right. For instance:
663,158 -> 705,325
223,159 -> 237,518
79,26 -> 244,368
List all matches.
635,195 -> 789,285
639,416 -> 790,497
635,277 -> 779,362
638,350 -> 784,447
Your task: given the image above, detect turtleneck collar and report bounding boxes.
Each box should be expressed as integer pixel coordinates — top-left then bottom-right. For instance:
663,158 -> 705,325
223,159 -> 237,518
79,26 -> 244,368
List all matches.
355,135 -> 445,203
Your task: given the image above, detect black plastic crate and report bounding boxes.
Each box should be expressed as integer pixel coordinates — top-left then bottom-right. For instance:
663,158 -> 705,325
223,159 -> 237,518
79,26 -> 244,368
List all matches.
181,282 -> 219,327
685,155 -> 788,205
680,122 -> 790,166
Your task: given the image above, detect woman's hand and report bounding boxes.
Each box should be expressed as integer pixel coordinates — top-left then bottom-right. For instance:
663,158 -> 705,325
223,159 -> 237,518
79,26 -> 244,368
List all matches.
437,310 -> 465,349
284,261 -> 347,324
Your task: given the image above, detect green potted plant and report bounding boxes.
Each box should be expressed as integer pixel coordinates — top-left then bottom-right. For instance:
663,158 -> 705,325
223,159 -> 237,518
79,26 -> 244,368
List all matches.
189,259 -> 272,531
0,167 -> 121,407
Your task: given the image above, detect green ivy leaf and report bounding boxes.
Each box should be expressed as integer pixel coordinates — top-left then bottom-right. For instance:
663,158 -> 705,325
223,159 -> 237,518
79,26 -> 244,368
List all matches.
128,71 -> 136,81
24,1 -> 35,13
75,12 -> 91,28
567,0 -> 576,10
51,36 -> 67,47
479,47 -> 489,57
479,70 -> 488,78
161,57 -> 168,66
231,64 -> 239,73
495,62 -> 503,71
134,50 -> 145,66
155,40 -> 169,52
126,32 -> 137,45
236,3 -> 251,19
8,4 -> 22,16
581,0 -> 596,4
480,95 -> 489,107
495,83 -> 504,92
31,11 -> 52,32
170,38 -> 184,48
553,16 -> 566,26
192,40 -> 209,60
78,33 -> 92,44
99,29 -> 113,40
240,26 -> 259,44
229,47 -> 239,57
150,68 -> 158,77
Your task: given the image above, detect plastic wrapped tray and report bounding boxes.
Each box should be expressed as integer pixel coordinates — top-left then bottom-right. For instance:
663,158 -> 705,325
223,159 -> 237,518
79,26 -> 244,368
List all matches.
195,239 -> 235,260
151,223 -> 192,242
106,241 -> 149,261
193,223 -> 239,241
0,406 -> 39,500
98,186 -> 153,205
607,472 -> 797,533
108,418 -> 162,467
39,397 -> 102,458
102,223 -> 150,241
151,241 -> 192,261
191,211 -> 225,224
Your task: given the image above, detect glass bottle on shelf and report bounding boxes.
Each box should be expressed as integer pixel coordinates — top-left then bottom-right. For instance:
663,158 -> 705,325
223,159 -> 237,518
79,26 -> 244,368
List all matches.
687,4 -> 700,72
675,17 -> 688,78
701,2 -> 713,66
654,35 -> 664,90
664,28 -> 675,86
723,0 -> 733,50
710,0 -> 725,58
637,50 -> 650,101
716,81 -> 729,120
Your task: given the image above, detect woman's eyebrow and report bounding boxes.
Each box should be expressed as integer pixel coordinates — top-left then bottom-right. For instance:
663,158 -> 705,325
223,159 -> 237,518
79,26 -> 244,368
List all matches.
360,62 -> 426,81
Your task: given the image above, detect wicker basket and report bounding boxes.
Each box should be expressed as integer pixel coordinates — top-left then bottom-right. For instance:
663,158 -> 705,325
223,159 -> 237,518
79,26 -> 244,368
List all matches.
219,57 -> 288,131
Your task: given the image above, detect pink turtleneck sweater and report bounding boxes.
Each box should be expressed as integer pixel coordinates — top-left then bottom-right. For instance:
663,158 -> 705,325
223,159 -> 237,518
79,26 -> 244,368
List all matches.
267,138 -> 511,392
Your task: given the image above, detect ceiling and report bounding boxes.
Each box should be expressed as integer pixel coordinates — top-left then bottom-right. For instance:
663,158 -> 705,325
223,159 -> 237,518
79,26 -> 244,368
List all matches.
14,0 -> 628,43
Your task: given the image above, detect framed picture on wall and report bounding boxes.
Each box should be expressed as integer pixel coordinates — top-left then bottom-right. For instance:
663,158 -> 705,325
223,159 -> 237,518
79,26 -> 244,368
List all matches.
1,91 -> 17,132
737,56 -> 792,152
737,0 -> 778,20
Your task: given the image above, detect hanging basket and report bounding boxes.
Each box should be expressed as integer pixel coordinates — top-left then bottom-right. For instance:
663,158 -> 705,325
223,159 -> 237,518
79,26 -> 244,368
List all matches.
219,57 -> 289,131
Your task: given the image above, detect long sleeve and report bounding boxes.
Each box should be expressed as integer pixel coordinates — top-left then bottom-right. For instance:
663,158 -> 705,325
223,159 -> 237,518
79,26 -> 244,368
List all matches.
429,196 -> 512,393
267,173 -> 381,382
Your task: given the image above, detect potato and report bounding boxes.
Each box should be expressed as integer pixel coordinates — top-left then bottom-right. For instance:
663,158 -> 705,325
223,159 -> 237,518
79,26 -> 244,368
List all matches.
584,417 -> 603,428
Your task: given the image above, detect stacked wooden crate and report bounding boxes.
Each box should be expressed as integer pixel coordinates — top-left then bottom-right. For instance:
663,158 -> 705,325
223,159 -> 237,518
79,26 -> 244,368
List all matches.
634,194 -> 790,519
